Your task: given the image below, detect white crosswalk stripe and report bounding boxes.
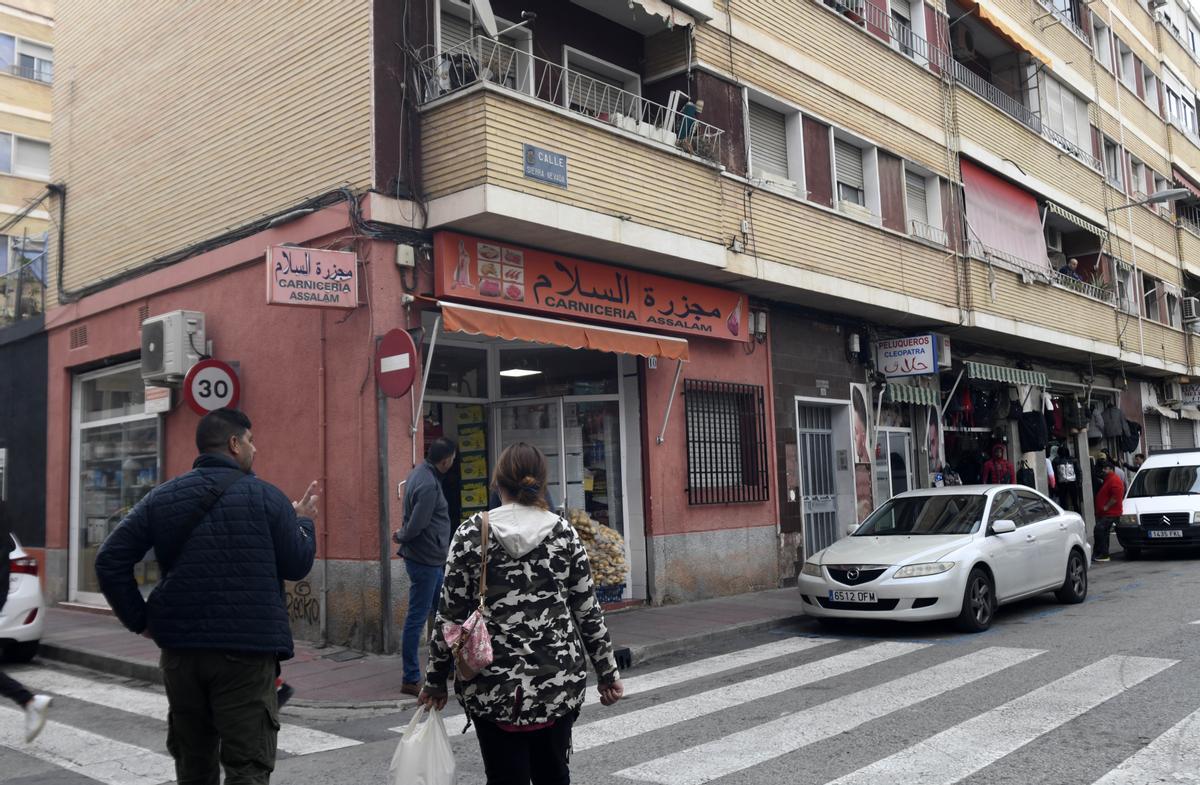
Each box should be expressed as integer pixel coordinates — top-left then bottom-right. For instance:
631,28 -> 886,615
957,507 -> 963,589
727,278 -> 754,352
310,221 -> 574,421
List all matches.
0,703 -> 175,785
825,655 -> 1177,785
1088,706 -> 1200,784
615,645 -> 1045,785
13,666 -> 362,756
574,640 -> 929,751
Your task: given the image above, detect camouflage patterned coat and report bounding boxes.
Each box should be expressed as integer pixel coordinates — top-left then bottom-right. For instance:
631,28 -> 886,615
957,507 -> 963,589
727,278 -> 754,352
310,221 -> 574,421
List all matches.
425,506 -> 620,726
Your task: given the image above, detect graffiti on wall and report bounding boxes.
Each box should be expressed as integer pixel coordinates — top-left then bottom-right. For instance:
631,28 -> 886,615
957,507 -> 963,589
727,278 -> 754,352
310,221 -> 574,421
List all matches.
285,580 -> 320,625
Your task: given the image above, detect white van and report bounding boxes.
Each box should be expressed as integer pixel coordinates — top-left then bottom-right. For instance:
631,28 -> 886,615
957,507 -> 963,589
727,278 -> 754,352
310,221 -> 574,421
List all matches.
1117,449 -> 1200,558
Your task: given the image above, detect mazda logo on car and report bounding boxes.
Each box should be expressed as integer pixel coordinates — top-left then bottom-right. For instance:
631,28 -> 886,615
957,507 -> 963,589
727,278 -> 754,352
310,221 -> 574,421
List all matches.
846,568 -> 860,581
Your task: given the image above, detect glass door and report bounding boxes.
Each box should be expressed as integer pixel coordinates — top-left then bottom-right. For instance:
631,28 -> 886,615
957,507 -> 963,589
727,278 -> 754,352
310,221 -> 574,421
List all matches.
874,429 -> 913,503
70,364 -> 162,605
493,397 -> 566,509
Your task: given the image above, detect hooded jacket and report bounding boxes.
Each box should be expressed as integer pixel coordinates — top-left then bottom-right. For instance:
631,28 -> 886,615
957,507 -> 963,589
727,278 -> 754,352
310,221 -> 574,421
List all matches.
981,446 -> 1015,485
426,504 -> 620,725
1095,471 -> 1125,518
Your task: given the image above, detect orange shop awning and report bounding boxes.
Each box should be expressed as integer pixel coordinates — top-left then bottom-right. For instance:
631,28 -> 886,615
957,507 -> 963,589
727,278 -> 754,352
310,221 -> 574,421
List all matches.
438,301 -> 691,362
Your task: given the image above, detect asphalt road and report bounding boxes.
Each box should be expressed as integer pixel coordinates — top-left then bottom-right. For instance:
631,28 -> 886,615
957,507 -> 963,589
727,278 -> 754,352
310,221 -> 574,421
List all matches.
4,549 -> 1200,784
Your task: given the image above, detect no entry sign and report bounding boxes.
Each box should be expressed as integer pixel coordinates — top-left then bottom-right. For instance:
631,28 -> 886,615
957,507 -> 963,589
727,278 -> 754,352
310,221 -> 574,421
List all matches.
183,359 -> 241,415
377,329 -> 419,398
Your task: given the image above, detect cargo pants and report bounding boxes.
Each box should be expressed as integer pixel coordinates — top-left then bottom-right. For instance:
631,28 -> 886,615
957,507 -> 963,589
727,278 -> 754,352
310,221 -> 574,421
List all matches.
161,649 -> 279,785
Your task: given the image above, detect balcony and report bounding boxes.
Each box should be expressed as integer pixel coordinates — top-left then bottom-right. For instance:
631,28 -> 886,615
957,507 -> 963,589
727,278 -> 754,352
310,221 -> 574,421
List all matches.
418,37 -> 724,166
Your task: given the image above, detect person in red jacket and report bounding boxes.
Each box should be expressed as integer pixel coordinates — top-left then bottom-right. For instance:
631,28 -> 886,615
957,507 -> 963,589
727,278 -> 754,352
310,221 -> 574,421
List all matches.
1093,460 -> 1125,563
981,444 -> 1016,485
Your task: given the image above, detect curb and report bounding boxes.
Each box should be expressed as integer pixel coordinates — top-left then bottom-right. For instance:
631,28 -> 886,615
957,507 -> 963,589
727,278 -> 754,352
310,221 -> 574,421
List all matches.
619,613 -> 809,668
37,642 -> 163,686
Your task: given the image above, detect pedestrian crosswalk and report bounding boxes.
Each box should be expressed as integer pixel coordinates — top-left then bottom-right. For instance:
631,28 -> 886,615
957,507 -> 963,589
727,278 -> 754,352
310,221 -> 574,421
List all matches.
3,635 -> 1199,785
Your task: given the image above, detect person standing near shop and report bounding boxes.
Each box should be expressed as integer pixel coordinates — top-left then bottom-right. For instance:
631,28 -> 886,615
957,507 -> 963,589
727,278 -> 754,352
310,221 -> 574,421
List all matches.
1053,445 -> 1081,512
1093,460 -> 1124,563
0,500 -> 51,743
394,437 -> 457,697
95,408 -> 318,785
981,444 -> 1016,484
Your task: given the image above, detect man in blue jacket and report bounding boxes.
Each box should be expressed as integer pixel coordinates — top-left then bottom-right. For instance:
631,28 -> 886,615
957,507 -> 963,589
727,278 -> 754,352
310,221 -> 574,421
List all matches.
96,408 -> 317,785
394,437 -> 456,696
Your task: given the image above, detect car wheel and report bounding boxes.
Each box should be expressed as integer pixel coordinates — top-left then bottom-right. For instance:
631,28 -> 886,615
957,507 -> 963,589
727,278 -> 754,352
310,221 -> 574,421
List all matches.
955,568 -> 995,633
3,640 -> 38,663
1054,550 -> 1088,604
1124,547 -> 1141,560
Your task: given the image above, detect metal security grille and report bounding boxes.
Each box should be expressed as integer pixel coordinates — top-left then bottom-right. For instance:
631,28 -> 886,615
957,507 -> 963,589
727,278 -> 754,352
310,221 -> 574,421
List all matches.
1169,416 -> 1196,449
684,380 -> 770,505
797,405 -> 839,557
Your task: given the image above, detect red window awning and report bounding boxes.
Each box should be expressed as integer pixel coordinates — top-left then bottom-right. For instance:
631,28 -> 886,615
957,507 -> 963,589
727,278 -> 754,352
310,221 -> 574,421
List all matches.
1172,165 -> 1200,200
961,160 -> 1049,270
438,301 -> 690,362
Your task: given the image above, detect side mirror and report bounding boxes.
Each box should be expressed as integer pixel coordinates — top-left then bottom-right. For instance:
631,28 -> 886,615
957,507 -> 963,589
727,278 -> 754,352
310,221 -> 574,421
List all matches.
846,524 -> 859,536
991,519 -> 1017,534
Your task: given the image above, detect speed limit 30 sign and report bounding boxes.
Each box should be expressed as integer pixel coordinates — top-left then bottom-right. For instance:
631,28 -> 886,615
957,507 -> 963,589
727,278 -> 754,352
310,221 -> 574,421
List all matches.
183,359 -> 241,415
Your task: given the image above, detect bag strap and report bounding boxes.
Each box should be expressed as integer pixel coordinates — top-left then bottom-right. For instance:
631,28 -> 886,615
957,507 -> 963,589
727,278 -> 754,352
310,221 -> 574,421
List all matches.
162,469 -> 246,571
478,511 -> 489,603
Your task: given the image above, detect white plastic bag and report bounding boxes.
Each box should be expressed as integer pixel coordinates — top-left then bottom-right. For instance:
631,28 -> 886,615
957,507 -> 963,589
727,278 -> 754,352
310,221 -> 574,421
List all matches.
389,706 -> 457,785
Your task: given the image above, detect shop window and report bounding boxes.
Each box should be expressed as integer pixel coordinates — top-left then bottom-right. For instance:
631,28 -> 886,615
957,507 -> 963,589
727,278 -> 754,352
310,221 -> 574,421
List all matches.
684,379 -> 770,505
1092,18 -> 1112,70
424,343 -> 488,399
498,347 -> 617,398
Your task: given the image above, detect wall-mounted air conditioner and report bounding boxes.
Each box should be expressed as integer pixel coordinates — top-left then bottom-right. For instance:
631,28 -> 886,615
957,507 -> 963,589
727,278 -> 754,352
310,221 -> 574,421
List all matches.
141,310 -> 206,383
1183,296 -> 1200,322
1165,381 -> 1184,403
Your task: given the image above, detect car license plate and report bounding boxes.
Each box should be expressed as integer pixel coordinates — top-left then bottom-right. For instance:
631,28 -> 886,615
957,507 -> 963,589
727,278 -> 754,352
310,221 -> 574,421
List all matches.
829,589 -> 877,603
1148,529 -> 1184,538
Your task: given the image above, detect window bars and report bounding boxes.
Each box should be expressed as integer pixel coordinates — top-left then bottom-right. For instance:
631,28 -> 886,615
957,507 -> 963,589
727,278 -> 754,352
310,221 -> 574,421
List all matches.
684,379 -> 770,505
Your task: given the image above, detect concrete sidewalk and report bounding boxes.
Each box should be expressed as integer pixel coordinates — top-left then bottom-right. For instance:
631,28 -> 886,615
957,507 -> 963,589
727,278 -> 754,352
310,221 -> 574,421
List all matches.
36,588 -> 807,707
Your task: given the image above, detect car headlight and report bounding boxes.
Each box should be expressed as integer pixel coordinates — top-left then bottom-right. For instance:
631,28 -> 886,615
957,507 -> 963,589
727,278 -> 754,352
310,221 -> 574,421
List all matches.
1119,515 -> 1139,527
800,562 -> 822,577
893,562 -> 955,579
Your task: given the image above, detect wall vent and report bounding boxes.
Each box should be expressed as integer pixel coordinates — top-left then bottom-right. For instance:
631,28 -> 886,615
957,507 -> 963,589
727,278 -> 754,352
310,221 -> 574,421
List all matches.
69,325 -> 88,349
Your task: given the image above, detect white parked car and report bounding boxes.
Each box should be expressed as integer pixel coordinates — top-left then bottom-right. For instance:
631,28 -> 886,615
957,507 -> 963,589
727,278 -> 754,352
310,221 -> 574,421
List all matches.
798,486 -> 1091,632
1,534 -> 45,662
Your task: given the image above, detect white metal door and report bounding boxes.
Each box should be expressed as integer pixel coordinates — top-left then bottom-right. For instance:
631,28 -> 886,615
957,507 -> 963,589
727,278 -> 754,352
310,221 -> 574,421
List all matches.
797,404 -> 839,557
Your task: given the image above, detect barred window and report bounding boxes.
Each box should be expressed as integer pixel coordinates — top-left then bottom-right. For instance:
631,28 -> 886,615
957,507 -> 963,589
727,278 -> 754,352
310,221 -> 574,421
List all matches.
684,380 -> 770,505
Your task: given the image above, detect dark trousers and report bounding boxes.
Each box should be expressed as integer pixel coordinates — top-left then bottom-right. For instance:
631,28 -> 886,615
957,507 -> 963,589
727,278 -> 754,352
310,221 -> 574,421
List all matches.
0,669 -> 32,706
1094,517 -> 1116,558
475,715 -> 575,785
161,649 -> 279,785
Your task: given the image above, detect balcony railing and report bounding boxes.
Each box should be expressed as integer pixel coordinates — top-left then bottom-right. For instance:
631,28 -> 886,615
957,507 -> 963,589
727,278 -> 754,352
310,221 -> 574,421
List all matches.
1033,0 -> 1090,42
0,256 -> 45,327
418,38 -> 724,165
1042,125 -> 1103,171
967,238 -> 1054,279
1051,270 -> 1117,304
9,64 -> 50,84
909,219 -> 948,245
1179,204 -> 1200,236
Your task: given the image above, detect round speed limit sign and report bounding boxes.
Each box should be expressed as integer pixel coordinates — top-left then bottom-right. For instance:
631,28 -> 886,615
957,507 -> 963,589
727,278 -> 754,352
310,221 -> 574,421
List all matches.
183,359 -> 241,415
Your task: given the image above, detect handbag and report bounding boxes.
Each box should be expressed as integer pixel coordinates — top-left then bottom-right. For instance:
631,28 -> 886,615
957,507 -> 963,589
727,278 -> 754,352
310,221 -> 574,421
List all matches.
1016,460 -> 1036,488
443,512 -> 494,680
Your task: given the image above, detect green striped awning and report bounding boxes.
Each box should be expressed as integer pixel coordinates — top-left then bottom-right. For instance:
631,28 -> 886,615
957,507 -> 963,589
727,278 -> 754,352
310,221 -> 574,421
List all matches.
1045,202 -> 1108,242
884,382 -> 940,407
966,361 -> 1047,387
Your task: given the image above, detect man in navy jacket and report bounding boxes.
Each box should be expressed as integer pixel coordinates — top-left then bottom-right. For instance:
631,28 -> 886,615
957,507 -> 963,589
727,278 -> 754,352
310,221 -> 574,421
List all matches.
96,408 -> 316,785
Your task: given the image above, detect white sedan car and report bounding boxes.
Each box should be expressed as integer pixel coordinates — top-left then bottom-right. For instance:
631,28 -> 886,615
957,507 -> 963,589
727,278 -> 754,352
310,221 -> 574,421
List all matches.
798,485 -> 1091,632
1,534 -> 45,662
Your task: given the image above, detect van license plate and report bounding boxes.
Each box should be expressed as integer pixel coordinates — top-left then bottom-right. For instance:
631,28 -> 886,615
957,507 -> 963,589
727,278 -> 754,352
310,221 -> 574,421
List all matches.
829,590 -> 877,603
1148,529 -> 1184,538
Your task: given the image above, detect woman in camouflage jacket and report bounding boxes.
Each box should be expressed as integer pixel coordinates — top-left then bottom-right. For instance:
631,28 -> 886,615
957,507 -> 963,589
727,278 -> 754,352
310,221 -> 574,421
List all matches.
420,442 -> 624,784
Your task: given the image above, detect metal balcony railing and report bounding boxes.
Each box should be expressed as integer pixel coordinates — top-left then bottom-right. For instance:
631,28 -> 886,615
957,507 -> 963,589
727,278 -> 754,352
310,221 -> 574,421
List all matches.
0,255 -> 45,327
1041,125 -> 1103,171
966,238 -> 1054,279
1179,204 -> 1200,236
909,219 -> 948,246
418,38 -> 724,165
1033,0 -> 1090,42
10,64 -> 50,84
1051,270 -> 1117,304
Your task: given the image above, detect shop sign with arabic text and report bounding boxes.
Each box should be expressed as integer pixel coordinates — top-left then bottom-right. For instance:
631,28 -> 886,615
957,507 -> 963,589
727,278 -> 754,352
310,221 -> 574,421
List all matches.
266,246 -> 358,309
433,231 -> 748,342
876,335 -> 937,378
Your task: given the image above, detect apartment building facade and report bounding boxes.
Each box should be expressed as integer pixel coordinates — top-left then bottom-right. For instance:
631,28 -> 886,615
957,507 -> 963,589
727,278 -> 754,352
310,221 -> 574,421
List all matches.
0,0 -> 52,560
39,0 -> 1200,648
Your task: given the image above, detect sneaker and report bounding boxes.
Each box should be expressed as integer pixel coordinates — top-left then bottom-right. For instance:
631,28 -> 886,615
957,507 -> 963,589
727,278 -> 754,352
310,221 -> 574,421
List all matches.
276,682 -> 295,709
1094,555 -> 1111,563
24,695 -> 50,743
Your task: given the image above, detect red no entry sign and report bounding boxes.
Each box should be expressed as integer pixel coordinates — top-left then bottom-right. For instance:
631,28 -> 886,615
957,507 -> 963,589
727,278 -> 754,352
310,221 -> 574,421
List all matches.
377,329 -> 418,398
183,359 -> 241,415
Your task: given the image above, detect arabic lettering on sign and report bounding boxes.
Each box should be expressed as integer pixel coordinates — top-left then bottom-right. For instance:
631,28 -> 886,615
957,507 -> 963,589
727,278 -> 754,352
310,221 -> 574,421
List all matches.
433,231 -> 748,342
266,246 -> 358,309
875,335 -> 937,378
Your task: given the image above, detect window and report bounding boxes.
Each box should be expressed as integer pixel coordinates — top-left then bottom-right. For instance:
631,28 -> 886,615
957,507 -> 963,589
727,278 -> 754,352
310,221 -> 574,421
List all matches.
439,4 -> 531,94
1015,490 -> 1058,524
1103,137 -> 1123,190
890,0 -> 914,55
12,137 -> 48,179
748,102 -> 790,182
684,379 -> 769,505
1166,286 -> 1183,327
1191,22 -> 1200,55
1144,273 -> 1161,320
15,39 -> 51,83
1143,64 -> 1159,112
1154,173 -> 1173,216
1130,156 -> 1148,197
988,491 -> 1023,528
906,169 -> 929,225
1118,39 -> 1136,90
835,139 -> 866,206
10,233 -> 47,282
1093,18 -> 1112,70
1042,75 -> 1090,149
564,49 -> 640,121
1116,261 -> 1137,314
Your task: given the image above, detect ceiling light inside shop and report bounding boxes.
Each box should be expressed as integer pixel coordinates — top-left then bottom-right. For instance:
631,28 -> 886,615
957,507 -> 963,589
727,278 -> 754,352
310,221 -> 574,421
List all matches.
499,367 -> 542,378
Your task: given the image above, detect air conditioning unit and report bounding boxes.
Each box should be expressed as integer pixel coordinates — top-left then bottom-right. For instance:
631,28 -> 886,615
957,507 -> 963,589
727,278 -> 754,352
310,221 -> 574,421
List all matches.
1184,296 -> 1200,323
952,25 -> 976,58
141,310 -> 206,383
935,334 -> 952,368
1165,381 -> 1184,404
1046,226 -> 1064,253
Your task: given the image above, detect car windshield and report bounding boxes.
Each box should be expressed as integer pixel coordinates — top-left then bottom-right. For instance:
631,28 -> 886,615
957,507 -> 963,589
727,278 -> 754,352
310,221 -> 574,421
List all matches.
1127,466 -> 1200,498
854,494 -> 987,536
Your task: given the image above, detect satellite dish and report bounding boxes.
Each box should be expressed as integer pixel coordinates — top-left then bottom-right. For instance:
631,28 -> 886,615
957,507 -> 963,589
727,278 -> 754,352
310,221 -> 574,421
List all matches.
469,0 -> 500,37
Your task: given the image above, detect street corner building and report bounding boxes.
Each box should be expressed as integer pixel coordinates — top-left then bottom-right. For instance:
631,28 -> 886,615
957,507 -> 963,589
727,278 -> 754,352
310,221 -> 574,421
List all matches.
9,0 -> 1200,650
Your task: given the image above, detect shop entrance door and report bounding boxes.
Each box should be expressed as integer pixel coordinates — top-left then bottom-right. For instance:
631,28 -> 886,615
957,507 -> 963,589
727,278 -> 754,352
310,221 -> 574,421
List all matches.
797,404 -> 839,557
492,397 -> 567,508
874,429 -> 913,503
